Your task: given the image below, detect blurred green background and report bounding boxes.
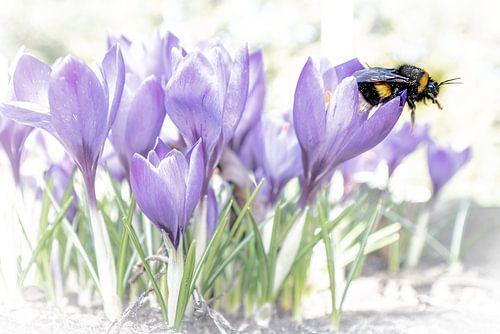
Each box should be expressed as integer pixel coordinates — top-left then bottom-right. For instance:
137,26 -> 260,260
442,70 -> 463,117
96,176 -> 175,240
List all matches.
1,0 -> 498,205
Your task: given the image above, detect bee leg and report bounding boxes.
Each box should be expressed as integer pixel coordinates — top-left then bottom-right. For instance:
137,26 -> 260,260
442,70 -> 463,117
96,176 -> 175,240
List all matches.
407,99 -> 416,129
434,98 -> 443,109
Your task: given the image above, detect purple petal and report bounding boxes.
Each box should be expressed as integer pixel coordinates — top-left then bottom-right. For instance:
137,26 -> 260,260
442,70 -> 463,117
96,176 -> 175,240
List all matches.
206,187 -> 219,239
163,32 -> 184,81
323,77 -> 363,162
427,142 -> 471,194
157,150 -> 188,225
0,101 -> 53,133
130,154 -> 179,244
12,54 -> 51,106
147,137 -> 172,166
292,57 -> 326,153
231,49 -> 264,150
102,45 -> 125,127
184,139 -> 204,228
124,76 -> 166,159
165,51 -> 223,150
334,58 -> 365,81
48,56 -> 108,174
338,94 -> 404,163
221,45 -> 250,144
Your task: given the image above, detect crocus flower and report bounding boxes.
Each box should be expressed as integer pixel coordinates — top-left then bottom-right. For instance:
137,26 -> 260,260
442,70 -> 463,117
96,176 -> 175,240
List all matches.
108,29 -> 185,83
0,52 -> 49,185
165,43 -> 249,191
0,47 -> 125,319
339,122 -> 429,191
0,120 -> 33,185
230,49 -> 265,152
376,122 -> 429,176
109,75 -> 166,172
243,113 -> 302,205
293,57 -> 406,206
427,140 -> 471,196
130,138 -> 204,247
0,47 -> 125,204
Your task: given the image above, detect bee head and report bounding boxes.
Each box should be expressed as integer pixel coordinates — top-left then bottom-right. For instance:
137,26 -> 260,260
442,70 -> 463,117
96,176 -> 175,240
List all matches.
424,79 -> 440,99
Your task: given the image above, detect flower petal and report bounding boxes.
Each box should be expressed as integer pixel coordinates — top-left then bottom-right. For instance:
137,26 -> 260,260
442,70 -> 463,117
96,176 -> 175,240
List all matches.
147,137 -> 172,166
12,54 -> 51,106
0,101 -> 53,133
338,94 -> 404,163
206,187 -> 219,239
157,149 -> 188,225
165,51 -> 222,150
184,139 -> 204,228
232,49 -> 263,150
221,45 -> 249,144
48,56 -> 108,173
102,45 -> 125,127
124,76 -> 166,159
130,154 -> 179,243
335,58 -> 365,81
427,142 -> 471,194
293,57 -> 325,154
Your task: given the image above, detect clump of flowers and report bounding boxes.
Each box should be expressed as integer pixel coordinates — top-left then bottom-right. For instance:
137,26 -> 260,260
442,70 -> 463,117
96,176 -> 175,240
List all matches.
0,26 -> 472,331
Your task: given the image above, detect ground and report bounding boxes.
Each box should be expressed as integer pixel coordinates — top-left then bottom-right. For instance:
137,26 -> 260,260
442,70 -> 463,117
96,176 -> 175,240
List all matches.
1,207 -> 499,333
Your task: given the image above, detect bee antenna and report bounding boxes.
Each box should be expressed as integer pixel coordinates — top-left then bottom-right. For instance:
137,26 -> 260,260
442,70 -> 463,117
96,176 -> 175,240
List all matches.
439,77 -> 462,86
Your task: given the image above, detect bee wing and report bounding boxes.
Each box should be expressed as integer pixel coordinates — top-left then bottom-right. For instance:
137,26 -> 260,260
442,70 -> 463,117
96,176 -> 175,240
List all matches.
354,68 -> 412,84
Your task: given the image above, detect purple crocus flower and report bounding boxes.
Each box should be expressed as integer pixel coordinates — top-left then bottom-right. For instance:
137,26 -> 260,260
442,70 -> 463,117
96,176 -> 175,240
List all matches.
108,29 -> 185,83
376,122 -> 429,176
230,49 -> 265,152
130,138 -> 204,247
165,43 -> 249,191
427,140 -> 471,196
242,113 -> 302,205
0,47 -> 125,318
293,57 -> 406,206
109,75 -> 166,173
339,121 -> 429,185
0,46 -> 125,206
0,120 -> 33,185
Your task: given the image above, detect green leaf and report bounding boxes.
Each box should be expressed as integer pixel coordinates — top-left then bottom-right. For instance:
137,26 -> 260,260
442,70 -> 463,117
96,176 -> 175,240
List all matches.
339,203 -> 381,311
123,196 -> 168,321
18,196 -> 73,288
193,200 -> 232,292
247,211 -> 270,301
117,198 -> 133,297
174,240 -> 196,330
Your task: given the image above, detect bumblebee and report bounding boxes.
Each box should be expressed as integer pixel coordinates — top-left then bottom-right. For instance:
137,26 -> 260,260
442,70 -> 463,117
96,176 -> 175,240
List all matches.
353,64 -> 460,125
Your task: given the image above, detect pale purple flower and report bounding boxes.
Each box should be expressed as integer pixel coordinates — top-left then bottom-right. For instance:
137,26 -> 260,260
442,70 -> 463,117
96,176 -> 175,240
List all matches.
0,120 -> 33,185
293,57 -> 406,205
130,139 -> 204,247
230,49 -> 265,152
242,113 -> 302,205
427,141 -> 471,195
376,122 -> 429,175
165,43 -> 249,191
0,46 -> 125,206
109,75 -> 166,172
339,122 -> 429,185
108,29 -> 185,83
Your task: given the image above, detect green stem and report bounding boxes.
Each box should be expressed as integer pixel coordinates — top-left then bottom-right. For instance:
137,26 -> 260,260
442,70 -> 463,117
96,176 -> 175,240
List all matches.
84,172 -> 121,319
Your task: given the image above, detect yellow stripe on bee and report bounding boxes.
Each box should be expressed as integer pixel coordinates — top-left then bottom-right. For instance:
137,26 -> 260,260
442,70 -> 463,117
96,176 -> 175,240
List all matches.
418,72 -> 429,93
374,82 -> 392,98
